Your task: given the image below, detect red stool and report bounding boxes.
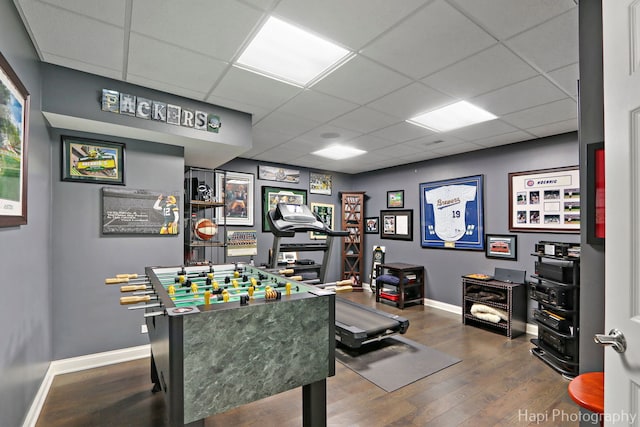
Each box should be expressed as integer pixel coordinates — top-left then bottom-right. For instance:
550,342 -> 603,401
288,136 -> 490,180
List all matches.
568,372 -> 604,425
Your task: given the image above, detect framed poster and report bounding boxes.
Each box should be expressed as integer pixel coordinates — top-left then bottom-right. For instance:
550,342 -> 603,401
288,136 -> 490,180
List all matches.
380,209 -> 413,241
508,166 -> 579,233
309,172 -> 332,195
365,217 -> 379,234
61,136 -> 125,185
216,171 -> 254,226
0,51 -> 30,227
587,143 -> 604,244
419,175 -> 484,250
258,165 -> 300,183
102,187 -> 180,235
387,190 -> 404,208
226,229 -> 258,257
261,186 -> 307,232
485,234 -> 517,260
309,202 -> 334,240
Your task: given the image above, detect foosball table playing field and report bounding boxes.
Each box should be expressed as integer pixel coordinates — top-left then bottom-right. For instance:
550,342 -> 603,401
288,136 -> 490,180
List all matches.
106,263 -> 335,427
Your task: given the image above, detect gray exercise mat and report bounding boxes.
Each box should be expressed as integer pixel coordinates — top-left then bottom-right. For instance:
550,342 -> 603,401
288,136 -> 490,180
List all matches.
335,335 -> 461,392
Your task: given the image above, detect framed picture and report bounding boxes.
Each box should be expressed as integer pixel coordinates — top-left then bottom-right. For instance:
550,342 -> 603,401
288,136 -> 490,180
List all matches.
309,202 -> 334,240
419,175 -> 484,250
61,136 -> 125,185
258,165 -> 300,183
261,185 -> 307,232
309,172 -> 332,195
587,142 -> 604,245
380,209 -> 413,241
0,52 -> 30,227
102,188 -> 180,235
508,166 -> 579,233
485,234 -> 517,260
365,217 -> 379,234
387,190 -> 404,208
215,171 -> 254,226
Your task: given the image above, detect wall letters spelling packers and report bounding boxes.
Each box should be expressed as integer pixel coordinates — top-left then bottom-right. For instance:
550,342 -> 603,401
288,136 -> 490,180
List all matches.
101,89 -> 221,133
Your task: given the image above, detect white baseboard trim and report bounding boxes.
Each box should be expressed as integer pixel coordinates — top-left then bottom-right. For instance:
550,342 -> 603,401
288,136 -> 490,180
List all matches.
23,344 -> 150,427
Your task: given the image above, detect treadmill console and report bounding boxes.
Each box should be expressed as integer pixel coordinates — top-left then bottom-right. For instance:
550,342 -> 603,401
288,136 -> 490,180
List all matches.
278,203 -> 317,223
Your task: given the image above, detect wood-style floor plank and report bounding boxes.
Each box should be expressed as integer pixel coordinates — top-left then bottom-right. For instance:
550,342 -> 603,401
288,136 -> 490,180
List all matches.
36,292 -> 579,426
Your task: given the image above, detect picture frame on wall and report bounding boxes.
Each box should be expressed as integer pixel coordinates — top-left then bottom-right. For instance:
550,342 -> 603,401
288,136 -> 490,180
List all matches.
485,234 -> 517,260
586,142 -> 604,245
365,216 -> 379,234
261,185 -> 307,232
419,175 -> 484,250
258,165 -> 300,183
309,172 -> 332,195
508,166 -> 580,233
215,170 -> 254,226
0,52 -> 30,227
61,136 -> 125,185
386,190 -> 404,208
309,202 -> 334,240
380,209 -> 413,240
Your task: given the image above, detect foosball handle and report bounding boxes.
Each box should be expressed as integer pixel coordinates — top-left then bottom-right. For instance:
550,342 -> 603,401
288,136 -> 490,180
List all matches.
116,273 -> 139,279
290,275 -> 303,281
336,279 -> 354,286
106,277 -> 129,284
120,295 -> 151,305
120,284 -> 148,292
279,269 -> 294,275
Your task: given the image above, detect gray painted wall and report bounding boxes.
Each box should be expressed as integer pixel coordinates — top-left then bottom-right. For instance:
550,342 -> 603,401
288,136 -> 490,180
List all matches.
0,2 -> 51,427
50,129 -> 184,359
577,0 -> 605,377
352,133 -> 580,312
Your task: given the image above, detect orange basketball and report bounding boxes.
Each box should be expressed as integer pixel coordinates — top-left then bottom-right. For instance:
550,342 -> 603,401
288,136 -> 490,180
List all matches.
194,218 -> 217,240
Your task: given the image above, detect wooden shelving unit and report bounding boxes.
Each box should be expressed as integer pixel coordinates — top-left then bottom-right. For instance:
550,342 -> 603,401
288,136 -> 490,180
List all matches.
462,276 -> 527,339
376,262 -> 424,309
340,191 -> 365,290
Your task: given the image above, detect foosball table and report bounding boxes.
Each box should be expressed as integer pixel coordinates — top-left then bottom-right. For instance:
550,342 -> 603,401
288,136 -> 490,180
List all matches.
107,263 -> 335,427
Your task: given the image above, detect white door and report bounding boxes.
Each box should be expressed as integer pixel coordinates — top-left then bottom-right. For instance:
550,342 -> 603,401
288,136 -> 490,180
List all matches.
603,1 -> 640,424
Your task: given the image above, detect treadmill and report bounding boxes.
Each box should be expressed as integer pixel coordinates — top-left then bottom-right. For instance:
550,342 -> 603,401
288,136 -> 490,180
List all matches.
267,202 -> 409,349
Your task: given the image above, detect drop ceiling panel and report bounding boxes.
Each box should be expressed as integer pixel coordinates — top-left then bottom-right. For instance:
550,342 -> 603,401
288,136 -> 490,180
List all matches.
501,98 -> 577,129
127,34 -> 227,95
367,83 -> 453,120
431,141 -> 483,156
312,56 -> 412,105
526,119 -> 577,138
370,121 -> 435,143
348,134 -> 397,151
547,63 -> 579,97
253,111 -> 320,138
328,107 -> 400,134
18,1 -> 124,68
472,130 -> 534,148
209,67 -> 302,110
448,119 -> 520,141
130,0 -> 262,62
505,10 -> 578,72
273,0 -> 429,50
421,44 -> 538,99
450,0 -> 576,40
363,0 -> 496,79
471,75 -> 568,116
42,52 -> 122,80
296,125 -> 362,146
41,0 -> 126,26
276,91 -> 359,123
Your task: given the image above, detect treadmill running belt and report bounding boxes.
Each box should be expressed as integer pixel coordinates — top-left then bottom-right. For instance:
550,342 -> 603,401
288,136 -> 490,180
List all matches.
335,297 -> 409,349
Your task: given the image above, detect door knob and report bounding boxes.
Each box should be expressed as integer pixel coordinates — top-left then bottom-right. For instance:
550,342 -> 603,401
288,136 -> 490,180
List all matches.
594,329 -> 627,353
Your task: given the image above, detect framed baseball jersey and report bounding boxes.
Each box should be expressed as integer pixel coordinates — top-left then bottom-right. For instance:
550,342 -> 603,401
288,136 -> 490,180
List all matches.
419,175 -> 484,250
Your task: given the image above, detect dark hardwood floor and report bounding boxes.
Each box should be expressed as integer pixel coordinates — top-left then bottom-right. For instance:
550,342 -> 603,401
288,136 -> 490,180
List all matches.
36,291 -> 579,427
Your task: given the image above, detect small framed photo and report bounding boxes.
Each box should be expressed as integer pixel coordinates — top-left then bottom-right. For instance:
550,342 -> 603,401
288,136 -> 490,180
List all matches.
381,209 -> 413,241
61,136 -> 125,185
485,234 -> 517,260
365,217 -> 379,234
387,190 -> 404,208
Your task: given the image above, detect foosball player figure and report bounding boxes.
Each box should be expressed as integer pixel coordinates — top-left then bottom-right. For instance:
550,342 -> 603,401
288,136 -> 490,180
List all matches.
204,290 -> 211,305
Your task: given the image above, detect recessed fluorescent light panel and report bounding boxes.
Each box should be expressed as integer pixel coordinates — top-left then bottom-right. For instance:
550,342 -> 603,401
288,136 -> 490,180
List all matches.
407,101 -> 497,132
312,145 -> 366,160
236,16 -> 352,87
